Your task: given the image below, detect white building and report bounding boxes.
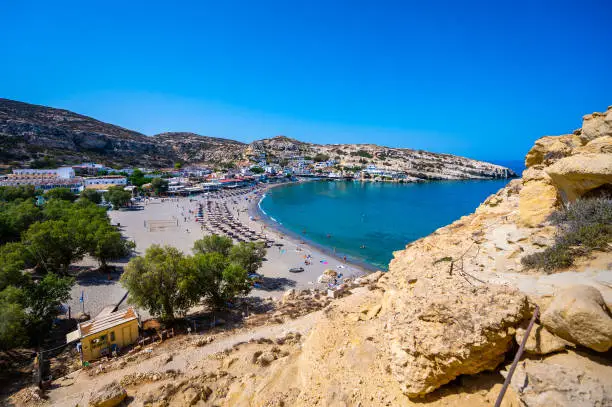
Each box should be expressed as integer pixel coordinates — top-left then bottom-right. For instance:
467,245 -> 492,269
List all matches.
13,167 -> 75,179
83,176 -> 127,186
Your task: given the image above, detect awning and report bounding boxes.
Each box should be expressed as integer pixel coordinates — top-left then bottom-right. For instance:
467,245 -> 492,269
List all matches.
66,330 -> 80,343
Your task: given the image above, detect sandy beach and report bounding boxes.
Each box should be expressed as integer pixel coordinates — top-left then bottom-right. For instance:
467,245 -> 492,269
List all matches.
69,183 -> 369,318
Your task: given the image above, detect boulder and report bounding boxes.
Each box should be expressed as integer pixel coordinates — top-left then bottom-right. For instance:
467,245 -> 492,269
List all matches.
281,289 -> 296,303
89,381 -> 127,407
385,284 -> 530,398
524,134 -> 584,168
541,285 -> 612,352
546,153 -> 612,201
255,351 -> 276,367
518,175 -> 559,227
502,354 -> 612,407
515,323 -> 571,355
361,271 -> 383,285
581,106 -> 612,141
576,135 -> 612,154
182,387 -> 200,405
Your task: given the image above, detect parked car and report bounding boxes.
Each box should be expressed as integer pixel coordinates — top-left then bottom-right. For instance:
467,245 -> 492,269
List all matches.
289,267 -> 304,273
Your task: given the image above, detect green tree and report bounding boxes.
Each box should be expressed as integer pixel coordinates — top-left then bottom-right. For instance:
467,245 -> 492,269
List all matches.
25,273 -> 73,339
250,166 -> 265,174
229,242 -> 266,274
193,235 -> 234,257
174,162 -> 183,170
80,189 -> 102,204
88,223 -> 135,270
128,169 -> 149,187
313,153 -> 330,163
105,186 -> 131,209
0,199 -> 41,243
191,252 -> 250,308
150,177 -> 169,196
0,242 -> 32,291
121,245 -> 196,321
30,156 -> 58,169
0,297 -> 28,350
0,185 -> 36,202
23,219 -> 88,274
41,198 -> 73,220
45,187 -> 76,202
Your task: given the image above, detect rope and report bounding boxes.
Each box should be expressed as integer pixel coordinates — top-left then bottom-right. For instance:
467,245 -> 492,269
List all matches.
494,305 -> 540,407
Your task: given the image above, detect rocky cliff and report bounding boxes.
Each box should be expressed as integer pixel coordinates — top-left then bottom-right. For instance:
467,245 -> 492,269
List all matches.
152,132 -> 245,164
0,99 -> 246,168
0,99 -> 515,180
248,135 -> 516,180
0,98 -> 174,167
220,107 -> 612,406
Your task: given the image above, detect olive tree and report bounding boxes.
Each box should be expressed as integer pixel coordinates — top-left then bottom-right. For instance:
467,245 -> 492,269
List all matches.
121,245 -> 197,321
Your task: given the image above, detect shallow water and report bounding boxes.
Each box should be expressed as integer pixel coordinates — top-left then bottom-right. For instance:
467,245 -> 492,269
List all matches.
260,178 -> 514,270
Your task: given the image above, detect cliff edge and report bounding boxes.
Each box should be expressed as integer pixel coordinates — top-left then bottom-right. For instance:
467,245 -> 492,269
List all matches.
222,106 -> 612,406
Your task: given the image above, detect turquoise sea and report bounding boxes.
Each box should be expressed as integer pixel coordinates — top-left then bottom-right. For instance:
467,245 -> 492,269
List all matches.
259,175 -> 519,270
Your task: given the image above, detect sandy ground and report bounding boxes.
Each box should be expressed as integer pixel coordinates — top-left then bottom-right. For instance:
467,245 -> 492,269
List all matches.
69,187 -> 368,319
47,309 -> 324,406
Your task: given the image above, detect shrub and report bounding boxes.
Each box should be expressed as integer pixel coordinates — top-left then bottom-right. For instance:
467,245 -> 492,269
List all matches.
522,196 -> 612,273
350,150 -> 373,159
313,153 -> 330,163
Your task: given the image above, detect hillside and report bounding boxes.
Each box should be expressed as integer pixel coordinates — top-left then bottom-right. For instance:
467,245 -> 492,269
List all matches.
248,135 -> 516,180
0,98 -> 515,180
153,132 -> 245,165
0,98 -> 172,167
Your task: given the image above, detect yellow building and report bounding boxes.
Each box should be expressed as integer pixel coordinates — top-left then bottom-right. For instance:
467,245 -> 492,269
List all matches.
67,307 -> 140,361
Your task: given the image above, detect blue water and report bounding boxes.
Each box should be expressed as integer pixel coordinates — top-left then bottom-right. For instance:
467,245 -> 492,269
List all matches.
260,179 -> 514,270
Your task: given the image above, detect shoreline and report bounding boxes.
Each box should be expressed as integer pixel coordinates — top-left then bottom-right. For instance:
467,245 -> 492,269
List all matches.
249,181 -> 379,274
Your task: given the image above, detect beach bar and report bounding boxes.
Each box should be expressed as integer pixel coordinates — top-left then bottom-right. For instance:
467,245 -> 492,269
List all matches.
66,307 -> 140,361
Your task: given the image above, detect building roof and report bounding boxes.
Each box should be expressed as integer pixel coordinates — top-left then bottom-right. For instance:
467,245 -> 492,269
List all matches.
78,307 -> 138,338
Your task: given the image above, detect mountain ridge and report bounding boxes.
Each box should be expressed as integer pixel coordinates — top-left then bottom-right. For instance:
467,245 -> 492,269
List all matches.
0,98 -> 515,179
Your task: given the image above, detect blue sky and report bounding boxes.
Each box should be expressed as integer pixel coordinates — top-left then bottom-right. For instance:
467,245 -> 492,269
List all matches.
1,0 -> 611,161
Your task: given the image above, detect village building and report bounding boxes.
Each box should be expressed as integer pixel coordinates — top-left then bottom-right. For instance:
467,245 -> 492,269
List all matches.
83,175 -> 127,186
66,307 -> 140,362
13,167 -> 75,179
0,173 -> 84,193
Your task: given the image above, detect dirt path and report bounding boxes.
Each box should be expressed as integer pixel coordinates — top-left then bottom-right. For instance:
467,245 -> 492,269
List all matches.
47,311 -> 323,406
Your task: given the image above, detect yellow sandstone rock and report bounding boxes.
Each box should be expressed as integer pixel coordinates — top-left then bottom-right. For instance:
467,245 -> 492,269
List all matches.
518,177 -> 559,227
524,134 -> 585,168
575,135 -> 612,154
546,153 -> 612,201
581,106 -> 612,141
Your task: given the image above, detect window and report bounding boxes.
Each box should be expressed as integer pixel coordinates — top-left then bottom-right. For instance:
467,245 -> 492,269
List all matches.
110,331 -> 115,342
91,335 -> 108,348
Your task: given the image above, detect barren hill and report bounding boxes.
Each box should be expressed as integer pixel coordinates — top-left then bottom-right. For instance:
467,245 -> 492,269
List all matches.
0,98 -> 172,167
152,132 -> 245,165
0,98 -> 515,180
248,135 -> 516,180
